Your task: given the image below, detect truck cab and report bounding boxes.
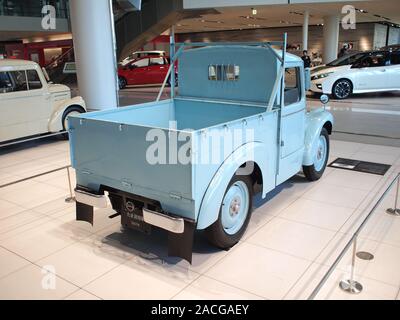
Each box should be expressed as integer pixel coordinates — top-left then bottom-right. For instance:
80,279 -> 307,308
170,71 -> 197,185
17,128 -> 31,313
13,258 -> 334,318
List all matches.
0,59 -> 86,143
69,40 -> 333,262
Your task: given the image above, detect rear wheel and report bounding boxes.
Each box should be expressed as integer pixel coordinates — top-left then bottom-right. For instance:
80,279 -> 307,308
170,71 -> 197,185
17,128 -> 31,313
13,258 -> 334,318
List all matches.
205,175 -> 253,249
332,79 -> 352,99
303,128 -> 330,181
167,73 -> 178,87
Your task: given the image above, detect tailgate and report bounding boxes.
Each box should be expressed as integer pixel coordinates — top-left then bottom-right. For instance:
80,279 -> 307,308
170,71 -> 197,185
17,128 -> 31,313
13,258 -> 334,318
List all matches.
69,117 -> 193,200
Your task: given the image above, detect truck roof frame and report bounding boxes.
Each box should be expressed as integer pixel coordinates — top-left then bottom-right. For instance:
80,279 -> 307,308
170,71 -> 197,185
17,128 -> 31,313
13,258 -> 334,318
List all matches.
156,31 -> 288,113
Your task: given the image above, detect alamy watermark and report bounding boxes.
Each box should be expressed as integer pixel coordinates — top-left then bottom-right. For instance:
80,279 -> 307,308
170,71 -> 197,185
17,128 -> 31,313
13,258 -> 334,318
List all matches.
41,265 -> 56,290
341,5 -> 357,30
145,121 -> 255,175
41,5 -> 56,30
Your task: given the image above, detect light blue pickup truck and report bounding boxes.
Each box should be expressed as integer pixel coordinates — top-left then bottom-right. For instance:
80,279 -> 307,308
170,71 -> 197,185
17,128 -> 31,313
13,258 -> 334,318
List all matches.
69,38 -> 333,262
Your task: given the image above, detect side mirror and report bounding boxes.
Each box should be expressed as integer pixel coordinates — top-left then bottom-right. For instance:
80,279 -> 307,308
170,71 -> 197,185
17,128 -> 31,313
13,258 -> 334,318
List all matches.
320,94 -> 329,106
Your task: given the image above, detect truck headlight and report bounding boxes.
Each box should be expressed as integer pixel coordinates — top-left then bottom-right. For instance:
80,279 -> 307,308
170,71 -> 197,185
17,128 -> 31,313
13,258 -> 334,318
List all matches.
311,72 -> 334,81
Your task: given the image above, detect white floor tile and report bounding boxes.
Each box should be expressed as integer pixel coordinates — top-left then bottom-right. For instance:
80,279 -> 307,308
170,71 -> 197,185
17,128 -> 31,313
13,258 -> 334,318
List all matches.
246,217 -> 335,261
84,257 -> 199,300
285,263 -> 398,300
0,247 -> 30,278
205,242 -> 311,299
173,276 -> 263,300
278,198 -> 354,231
0,264 -> 78,300
322,169 -> 382,191
64,289 -> 100,300
303,182 -> 369,209
0,199 -> 26,219
37,234 -> 131,287
0,219 -> 91,262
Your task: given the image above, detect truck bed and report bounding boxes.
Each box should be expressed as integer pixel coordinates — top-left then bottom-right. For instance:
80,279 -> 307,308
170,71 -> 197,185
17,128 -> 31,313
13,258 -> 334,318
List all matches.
79,98 -> 264,130
68,98 -> 269,220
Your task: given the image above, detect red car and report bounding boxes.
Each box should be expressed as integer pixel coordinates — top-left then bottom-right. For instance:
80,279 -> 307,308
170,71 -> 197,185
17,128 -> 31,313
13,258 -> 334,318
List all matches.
118,55 -> 177,89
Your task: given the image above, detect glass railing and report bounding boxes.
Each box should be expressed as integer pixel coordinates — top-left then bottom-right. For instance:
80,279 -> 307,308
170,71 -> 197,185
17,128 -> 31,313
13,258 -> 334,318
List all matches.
308,171 -> 400,299
0,0 -> 69,19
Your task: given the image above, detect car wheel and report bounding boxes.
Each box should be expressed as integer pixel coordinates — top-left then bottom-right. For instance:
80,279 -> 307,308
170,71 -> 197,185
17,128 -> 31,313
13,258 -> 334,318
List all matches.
205,175 -> 253,249
332,79 -> 352,99
303,128 -> 330,181
62,106 -> 85,139
118,76 -> 127,89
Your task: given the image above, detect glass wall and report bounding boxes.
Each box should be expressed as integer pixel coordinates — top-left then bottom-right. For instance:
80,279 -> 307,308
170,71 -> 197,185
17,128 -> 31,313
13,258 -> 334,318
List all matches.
0,0 -> 69,19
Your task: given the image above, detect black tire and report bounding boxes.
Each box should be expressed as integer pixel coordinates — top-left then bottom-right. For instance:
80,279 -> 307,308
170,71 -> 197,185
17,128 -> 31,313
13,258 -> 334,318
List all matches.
303,128 -> 330,181
332,79 -> 352,99
61,105 -> 85,139
118,76 -> 127,89
205,175 -> 253,249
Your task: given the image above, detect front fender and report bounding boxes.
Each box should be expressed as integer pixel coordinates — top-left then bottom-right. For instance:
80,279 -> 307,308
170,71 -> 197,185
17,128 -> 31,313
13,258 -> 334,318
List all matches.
196,141 -> 268,230
48,96 -> 86,132
302,108 -> 334,166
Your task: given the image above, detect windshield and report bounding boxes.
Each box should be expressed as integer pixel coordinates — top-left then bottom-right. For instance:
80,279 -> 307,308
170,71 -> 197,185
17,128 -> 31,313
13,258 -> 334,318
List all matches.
327,52 -> 366,67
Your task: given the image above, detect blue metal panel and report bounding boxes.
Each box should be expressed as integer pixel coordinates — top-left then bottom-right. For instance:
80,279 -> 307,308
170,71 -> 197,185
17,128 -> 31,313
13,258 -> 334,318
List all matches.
195,111 -> 279,229
178,46 -> 278,104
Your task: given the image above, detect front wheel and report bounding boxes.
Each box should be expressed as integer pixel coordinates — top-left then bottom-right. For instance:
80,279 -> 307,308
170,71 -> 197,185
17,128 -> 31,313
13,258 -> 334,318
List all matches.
303,128 -> 330,181
205,175 -> 253,249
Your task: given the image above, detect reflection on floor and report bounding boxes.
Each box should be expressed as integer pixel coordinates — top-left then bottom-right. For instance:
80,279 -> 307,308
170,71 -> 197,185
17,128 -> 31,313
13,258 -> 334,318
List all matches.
0,138 -> 400,300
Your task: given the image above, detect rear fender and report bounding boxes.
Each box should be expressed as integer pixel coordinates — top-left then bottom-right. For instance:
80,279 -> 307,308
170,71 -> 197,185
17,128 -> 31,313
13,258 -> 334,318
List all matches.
196,142 -> 268,230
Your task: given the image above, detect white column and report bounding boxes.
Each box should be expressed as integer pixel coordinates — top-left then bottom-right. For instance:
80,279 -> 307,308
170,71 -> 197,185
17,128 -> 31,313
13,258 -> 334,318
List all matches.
323,14 -> 340,64
69,0 -> 118,110
302,10 -> 309,51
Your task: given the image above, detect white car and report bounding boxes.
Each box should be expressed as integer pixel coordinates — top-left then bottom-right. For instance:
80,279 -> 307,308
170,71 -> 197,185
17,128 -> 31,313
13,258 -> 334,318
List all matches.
310,51 -> 400,99
0,59 -> 86,143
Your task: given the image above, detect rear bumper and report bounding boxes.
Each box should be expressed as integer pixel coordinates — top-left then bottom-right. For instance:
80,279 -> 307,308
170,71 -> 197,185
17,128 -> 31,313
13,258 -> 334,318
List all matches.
74,186 -> 195,263
75,189 -> 107,208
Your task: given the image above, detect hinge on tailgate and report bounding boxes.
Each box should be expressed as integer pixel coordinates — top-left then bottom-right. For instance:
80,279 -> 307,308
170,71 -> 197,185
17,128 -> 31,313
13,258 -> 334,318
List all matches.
169,193 -> 182,200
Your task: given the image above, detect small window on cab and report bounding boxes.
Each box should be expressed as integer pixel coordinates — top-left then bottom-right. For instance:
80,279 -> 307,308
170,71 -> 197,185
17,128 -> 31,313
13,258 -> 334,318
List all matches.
284,67 -> 301,106
26,70 -> 43,90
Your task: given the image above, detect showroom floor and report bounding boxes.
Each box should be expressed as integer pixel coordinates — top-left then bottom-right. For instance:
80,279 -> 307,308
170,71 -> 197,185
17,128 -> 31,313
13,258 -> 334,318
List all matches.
0,137 -> 400,300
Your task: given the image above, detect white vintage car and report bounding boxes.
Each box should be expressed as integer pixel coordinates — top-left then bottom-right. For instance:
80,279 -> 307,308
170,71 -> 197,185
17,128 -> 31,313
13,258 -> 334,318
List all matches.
0,59 -> 86,143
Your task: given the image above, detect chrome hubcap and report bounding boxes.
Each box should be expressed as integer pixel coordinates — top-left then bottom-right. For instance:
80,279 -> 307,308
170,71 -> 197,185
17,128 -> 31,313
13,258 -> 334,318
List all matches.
221,181 -> 250,235
314,135 -> 327,172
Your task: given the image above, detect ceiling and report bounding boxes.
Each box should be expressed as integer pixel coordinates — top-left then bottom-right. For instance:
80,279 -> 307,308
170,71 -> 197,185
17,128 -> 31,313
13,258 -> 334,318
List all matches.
175,0 -> 400,33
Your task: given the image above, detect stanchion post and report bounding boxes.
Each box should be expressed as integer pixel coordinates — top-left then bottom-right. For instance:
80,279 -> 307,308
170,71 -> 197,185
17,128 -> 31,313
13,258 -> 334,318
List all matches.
65,166 -> 75,203
386,177 -> 400,216
339,237 -> 363,294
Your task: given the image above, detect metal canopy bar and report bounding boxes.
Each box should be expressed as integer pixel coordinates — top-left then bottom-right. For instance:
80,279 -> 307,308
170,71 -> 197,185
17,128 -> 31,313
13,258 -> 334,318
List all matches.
176,41 -> 284,47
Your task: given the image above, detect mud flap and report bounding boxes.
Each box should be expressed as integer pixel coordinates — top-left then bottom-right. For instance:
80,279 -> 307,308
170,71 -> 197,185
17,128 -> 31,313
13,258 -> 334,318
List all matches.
168,220 -> 195,264
76,201 -> 94,225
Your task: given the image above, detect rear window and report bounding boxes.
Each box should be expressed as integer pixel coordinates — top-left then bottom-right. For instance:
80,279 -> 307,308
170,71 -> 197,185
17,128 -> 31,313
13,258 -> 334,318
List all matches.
284,67 -> 302,106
